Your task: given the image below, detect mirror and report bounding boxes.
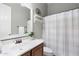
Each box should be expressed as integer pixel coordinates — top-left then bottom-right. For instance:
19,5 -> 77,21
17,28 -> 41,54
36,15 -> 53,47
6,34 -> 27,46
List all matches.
0,3 -> 32,39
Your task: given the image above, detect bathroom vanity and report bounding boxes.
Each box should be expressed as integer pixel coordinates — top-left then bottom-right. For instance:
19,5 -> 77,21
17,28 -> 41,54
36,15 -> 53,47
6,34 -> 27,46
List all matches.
0,39 -> 44,56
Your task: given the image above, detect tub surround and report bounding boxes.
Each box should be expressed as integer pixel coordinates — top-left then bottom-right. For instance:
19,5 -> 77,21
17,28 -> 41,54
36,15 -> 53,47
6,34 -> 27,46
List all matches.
0,39 -> 44,56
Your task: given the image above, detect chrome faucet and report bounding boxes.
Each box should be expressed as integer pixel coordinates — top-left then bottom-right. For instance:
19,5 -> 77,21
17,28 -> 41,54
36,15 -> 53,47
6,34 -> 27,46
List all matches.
15,39 -> 22,44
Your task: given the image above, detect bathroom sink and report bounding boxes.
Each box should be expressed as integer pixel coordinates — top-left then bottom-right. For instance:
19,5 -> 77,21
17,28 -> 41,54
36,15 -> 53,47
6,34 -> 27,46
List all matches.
11,39 -> 32,50
2,39 -> 33,55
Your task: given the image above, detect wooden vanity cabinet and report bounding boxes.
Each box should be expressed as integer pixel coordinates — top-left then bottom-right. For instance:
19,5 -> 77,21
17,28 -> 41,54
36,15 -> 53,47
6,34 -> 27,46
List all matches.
21,43 -> 43,56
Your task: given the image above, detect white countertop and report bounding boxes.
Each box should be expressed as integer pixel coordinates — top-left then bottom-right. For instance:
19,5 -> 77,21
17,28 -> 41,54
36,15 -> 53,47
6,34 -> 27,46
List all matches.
0,39 -> 44,56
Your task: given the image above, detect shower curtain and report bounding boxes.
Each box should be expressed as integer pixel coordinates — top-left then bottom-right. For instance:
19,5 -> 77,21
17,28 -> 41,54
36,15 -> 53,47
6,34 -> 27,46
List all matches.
43,9 -> 79,56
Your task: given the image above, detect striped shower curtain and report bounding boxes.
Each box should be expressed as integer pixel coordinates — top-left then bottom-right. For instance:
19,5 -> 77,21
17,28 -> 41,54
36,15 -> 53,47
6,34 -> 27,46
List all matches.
43,9 -> 79,56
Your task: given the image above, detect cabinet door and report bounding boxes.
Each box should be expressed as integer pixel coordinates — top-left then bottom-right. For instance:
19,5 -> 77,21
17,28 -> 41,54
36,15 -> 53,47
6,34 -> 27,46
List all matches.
32,43 -> 43,56
21,51 -> 31,56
